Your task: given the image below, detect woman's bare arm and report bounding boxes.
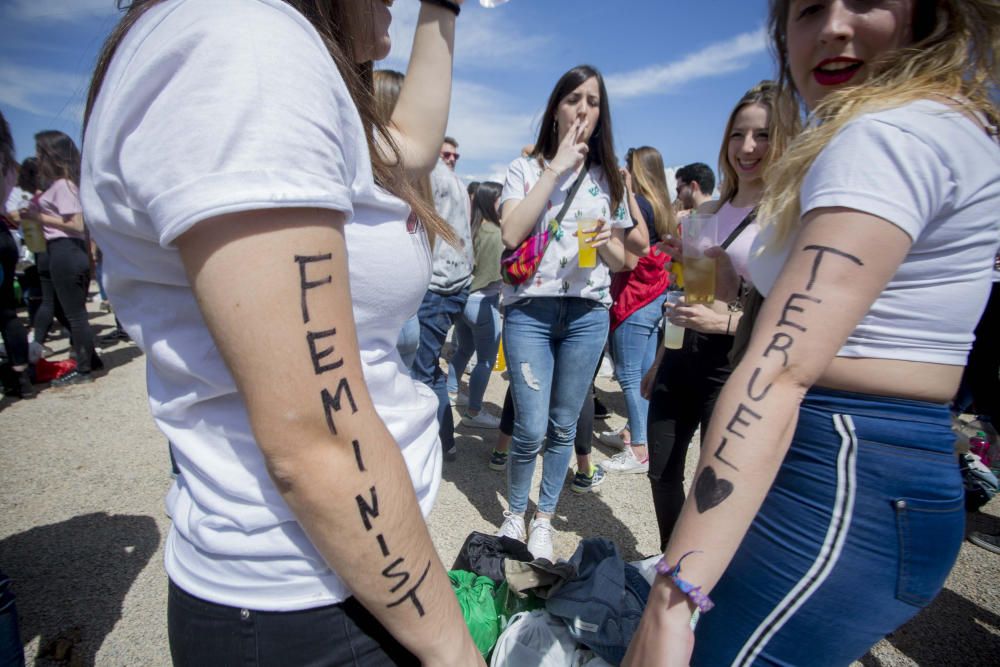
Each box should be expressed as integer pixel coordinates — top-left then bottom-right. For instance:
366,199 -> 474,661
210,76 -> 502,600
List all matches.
177,208 -> 483,667
624,207 -> 913,666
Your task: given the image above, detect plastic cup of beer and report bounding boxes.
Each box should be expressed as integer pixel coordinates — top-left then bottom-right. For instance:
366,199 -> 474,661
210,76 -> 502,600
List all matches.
663,291 -> 685,349
681,213 -> 718,304
577,219 -> 599,268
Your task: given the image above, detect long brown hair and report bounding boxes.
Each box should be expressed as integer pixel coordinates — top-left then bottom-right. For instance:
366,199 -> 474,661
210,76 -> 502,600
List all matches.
626,146 -> 676,239
85,0 -> 452,242
716,80 -> 797,206
530,65 -> 625,213
372,68 -> 436,231
762,0 -> 1000,244
35,130 -> 81,190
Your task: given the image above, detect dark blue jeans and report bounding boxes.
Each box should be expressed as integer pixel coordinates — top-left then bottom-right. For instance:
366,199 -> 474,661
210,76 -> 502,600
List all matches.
411,288 -> 468,456
0,568 -> 24,667
168,581 -> 417,666
692,388 -> 964,666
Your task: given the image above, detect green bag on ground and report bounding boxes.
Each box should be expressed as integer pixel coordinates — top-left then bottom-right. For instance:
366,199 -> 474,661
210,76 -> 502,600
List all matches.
449,570 -> 501,657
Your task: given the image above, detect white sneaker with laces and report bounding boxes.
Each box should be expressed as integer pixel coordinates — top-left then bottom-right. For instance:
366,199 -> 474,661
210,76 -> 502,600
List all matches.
462,410 -> 501,429
527,517 -> 554,561
600,449 -> 650,474
496,511 -> 526,541
596,428 -> 629,450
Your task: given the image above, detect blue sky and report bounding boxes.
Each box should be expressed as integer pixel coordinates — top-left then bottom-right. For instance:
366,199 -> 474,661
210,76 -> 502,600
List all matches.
1,0 -> 776,195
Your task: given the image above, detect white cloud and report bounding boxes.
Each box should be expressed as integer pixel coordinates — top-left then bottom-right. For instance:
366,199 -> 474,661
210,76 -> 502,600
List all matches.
0,62 -> 88,117
6,0 -> 116,21
605,28 -> 769,100
382,2 -> 548,70
446,79 -> 538,169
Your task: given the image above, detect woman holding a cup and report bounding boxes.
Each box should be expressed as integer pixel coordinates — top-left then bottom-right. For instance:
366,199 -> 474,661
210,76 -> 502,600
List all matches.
495,64 -> 633,560
642,81 -> 793,552
627,1 -> 999,665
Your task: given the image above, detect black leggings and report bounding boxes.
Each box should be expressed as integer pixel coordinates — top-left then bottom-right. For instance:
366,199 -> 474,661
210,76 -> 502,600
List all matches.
0,229 -> 29,367
647,330 -> 732,551
32,238 -> 97,374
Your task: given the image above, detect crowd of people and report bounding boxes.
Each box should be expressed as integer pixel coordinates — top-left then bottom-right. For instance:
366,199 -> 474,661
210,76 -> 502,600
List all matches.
1,0 -> 999,665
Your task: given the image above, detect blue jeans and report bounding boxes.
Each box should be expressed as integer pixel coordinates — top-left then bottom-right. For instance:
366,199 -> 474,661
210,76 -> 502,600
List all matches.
610,293 -> 666,445
0,569 -> 24,667
692,387 -> 964,666
446,291 -> 501,412
411,289 -> 468,453
396,314 -> 420,371
504,297 -> 609,515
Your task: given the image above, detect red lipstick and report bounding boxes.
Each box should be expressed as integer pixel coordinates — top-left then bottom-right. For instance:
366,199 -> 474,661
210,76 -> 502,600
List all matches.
813,57 -> 863,86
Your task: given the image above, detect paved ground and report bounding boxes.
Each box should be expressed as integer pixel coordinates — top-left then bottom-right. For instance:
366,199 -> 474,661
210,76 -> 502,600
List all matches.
1,303 -> 998,665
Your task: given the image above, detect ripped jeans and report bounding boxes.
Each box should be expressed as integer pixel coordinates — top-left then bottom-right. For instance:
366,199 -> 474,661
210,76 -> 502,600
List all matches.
503,297 -> 609,515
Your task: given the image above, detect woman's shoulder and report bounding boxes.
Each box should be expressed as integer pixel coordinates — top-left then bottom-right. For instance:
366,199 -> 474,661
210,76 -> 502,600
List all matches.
839,99 -> 998,154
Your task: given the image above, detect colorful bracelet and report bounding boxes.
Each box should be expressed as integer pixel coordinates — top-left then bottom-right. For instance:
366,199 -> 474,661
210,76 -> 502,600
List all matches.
654,551 -> 715,613
420,0 -> 461,16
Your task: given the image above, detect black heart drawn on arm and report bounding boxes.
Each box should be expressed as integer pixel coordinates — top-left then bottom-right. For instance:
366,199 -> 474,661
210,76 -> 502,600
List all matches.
694,466 -> 734,513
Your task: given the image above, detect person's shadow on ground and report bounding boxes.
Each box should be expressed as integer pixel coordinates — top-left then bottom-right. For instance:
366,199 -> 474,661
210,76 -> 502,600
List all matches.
444,426 -> 646,562
0,512 -> 159,666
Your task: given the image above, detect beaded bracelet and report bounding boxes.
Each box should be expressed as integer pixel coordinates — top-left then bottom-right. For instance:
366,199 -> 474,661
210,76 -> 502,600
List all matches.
420,0 -> 461,16
654,551 -> 715,613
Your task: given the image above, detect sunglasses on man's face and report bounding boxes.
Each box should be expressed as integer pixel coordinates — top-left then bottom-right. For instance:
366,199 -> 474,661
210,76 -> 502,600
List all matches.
441,151 -> 460,161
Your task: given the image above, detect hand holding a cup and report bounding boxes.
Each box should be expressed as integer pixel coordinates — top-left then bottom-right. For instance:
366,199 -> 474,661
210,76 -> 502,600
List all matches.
669,299 -> 729,335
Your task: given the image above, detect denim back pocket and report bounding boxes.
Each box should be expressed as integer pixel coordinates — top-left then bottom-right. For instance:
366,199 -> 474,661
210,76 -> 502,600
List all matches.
893,493 -> 964,607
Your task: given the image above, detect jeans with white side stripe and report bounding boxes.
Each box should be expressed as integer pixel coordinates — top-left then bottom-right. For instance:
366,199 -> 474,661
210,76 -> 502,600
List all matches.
691,387 -> 964,667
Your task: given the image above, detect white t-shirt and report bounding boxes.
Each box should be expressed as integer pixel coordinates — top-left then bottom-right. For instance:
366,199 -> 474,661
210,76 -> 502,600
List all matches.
749,100 -> 1000,365
81,0 -> 440,611
500,157 -> 633,306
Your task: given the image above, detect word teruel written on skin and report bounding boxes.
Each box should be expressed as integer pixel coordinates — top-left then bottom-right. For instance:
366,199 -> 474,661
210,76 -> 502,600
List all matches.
296,253 -> 431,616
694,245 -> 864,514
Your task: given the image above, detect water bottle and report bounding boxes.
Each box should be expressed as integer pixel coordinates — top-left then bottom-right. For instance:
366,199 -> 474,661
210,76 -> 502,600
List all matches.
970,433 -> 991,468
663,291 -> 685,350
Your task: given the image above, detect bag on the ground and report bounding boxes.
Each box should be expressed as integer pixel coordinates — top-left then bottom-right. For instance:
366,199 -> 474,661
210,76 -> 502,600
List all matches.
489,609 -> 579,667
453,531 -> 534,583
959,452 -> 999,512
449,570 -> 502,658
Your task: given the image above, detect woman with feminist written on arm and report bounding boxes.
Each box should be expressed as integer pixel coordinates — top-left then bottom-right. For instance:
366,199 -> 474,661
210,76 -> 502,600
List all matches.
625,1 -> 1000,666
81,0 -> 483,665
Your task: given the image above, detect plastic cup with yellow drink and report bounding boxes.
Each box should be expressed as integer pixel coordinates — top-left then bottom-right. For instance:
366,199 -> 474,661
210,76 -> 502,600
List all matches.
576,219 -> 600,268
680,213 -> 719,304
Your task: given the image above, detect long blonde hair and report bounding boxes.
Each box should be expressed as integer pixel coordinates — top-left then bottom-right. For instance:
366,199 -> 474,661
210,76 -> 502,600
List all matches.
762,0 -> 1000,244
717,80 -> 798,206
626,146 -> 676,238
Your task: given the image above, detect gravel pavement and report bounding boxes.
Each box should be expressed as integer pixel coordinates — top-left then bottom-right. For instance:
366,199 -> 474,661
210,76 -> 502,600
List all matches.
1,304 -> 998,665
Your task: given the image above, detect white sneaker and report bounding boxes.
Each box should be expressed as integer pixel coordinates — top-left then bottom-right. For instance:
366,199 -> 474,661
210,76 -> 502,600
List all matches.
496,511 -> 526,541
596,428 -> 629,450
449,390 -> 469,407
462,410 -> 501,429
527,517 -> 554,561
600,449 -> 649,474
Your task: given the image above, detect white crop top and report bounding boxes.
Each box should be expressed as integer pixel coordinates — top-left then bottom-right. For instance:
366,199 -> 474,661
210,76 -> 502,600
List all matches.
749,100 -> 1000,366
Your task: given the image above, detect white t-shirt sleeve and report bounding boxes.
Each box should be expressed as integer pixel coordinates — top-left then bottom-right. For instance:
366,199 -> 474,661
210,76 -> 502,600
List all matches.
114,2 -> 358,246
801,117 -> 948,241
500,158 -> 528,207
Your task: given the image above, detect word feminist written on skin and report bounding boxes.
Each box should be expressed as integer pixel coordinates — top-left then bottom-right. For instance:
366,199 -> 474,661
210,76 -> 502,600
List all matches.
296,254 -> 431,616
695,245 -> 864,513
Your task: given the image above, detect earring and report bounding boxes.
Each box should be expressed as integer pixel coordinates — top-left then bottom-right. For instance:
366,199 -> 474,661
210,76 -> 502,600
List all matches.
552,120 -> 558,135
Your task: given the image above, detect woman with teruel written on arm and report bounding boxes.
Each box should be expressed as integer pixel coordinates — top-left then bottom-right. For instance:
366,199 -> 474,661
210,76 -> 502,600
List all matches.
80,0 -> 484,665
625,1 -> 1000,665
